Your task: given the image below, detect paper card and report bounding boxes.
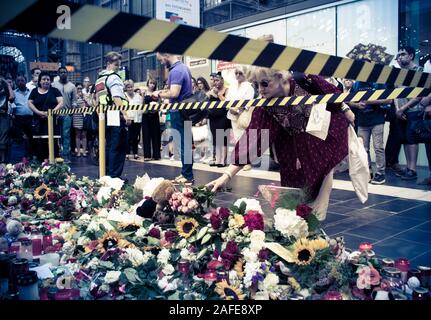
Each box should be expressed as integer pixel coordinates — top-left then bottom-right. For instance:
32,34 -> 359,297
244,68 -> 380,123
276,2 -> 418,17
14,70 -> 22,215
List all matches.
265,242 -> 294,263
107,110 -> 120,126
30,263 -> 55,279
306,103 -> 331,140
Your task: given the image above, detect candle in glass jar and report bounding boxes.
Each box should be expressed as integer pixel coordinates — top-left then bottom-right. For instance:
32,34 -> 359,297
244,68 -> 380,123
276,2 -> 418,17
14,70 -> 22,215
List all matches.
381,258 -> 395,268
9,242 -> 21,254
177,260 -> 190,274
324,291 -> 343,300
417,266 -> 431,288
359,242 -> 373,253
17,239 -> 33,261
42,235 -> 52,251
31,235 -> 43,257
395,258 -> 410,283
412,287 -> 430,300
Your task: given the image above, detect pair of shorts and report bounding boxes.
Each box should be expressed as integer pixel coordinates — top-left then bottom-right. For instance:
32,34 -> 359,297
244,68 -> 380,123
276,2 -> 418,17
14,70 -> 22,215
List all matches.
406,110 -> 423,144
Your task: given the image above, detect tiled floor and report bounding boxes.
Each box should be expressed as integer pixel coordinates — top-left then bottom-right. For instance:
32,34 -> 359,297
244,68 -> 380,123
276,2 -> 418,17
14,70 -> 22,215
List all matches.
69,157 -> 431,266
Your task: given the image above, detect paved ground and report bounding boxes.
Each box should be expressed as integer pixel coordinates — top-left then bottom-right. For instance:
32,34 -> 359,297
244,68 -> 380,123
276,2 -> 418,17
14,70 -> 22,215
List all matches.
70,156 -> 431,266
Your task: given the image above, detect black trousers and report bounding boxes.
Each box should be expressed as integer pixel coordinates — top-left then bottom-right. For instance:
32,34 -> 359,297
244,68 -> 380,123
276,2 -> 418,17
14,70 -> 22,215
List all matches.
128,122 -> 141,155
385,107 -> 406,167
106,122 -> 127,178
142,113 -> 161,159
13,115 -> 34,157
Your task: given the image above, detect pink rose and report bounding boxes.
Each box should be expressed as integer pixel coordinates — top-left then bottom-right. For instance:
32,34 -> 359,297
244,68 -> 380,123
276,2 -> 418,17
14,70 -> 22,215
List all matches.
181,198 -> 190,206
181,206 -> 190,213
182,187 -> 193,197
171,193 -> 178,200
188,199 -> 199,210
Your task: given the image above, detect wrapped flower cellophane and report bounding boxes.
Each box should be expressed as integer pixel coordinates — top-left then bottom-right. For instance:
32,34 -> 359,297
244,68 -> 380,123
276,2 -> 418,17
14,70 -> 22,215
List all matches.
257,185 -> 307,210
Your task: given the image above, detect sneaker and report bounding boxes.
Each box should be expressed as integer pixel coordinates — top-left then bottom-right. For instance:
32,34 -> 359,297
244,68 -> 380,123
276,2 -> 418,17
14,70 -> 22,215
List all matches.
417,177 -> 431,185
371,173 -> 386,185
395,168 -> 408,178
401,169 -> 417,180
388,163 -> 404,175
172,175 -> 194,185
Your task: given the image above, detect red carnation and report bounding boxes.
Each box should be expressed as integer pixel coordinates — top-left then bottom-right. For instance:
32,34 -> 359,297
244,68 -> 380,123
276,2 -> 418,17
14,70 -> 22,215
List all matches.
244,211 -> 264,231
218,207 -> 230,220
296,203 -> 312,219
210,214 -> 222,230
148,227 -> 161,239
164,230 -> 178,243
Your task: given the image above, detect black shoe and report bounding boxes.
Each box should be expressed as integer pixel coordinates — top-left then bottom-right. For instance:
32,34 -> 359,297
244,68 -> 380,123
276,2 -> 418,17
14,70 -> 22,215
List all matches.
217,164 -> 226,168
371,173 -> 386,185
395,168 -> 408,177
209,160 -> 217,167
388,163 -> 404,175
401,169 -> 417,180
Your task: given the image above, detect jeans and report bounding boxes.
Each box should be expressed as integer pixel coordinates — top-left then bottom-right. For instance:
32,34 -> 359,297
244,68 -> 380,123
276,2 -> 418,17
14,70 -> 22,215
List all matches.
60,116 -> 72,160
170,111 -> 193,180
358,124 -> 386,175
106,123 -> 128,178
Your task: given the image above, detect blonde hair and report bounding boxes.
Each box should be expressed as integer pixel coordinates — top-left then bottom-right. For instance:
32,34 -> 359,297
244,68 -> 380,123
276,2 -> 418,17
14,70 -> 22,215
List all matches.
105,51 -> 122,64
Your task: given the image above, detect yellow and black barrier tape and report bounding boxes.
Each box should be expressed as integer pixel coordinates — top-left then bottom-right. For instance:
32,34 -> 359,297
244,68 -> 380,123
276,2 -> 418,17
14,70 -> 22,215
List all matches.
1,0 -> 430,89
52,86 -> 431,115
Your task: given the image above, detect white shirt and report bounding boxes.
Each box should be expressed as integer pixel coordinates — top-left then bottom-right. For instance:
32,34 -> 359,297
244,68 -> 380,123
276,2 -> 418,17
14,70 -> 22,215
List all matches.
105,72 -> 125,126
226,81 -> 255,121
126,93 -> 143,123
424,59 -> 431,73
26,81 -> 37,91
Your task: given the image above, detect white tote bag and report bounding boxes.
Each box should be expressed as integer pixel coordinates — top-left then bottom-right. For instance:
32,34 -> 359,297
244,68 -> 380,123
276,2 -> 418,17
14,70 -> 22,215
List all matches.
348,125 -> 369,203
306,104 -> 331,140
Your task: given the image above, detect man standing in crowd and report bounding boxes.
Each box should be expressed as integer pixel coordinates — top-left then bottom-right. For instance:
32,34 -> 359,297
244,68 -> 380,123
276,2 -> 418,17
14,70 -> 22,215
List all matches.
95,51 -> 129,178
12,75 -> 33,158
26,67 -> 41,91
154,53 -> 194,184
393,46 -> 424,181
52,66 -> 77,163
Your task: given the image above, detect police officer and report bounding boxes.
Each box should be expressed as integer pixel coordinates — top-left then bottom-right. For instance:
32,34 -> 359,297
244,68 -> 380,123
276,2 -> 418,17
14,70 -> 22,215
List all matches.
95,51 -> 130,178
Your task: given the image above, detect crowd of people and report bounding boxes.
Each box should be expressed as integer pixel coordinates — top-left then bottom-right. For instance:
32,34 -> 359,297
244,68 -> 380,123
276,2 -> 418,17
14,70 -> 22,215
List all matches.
0,45 -> 430,193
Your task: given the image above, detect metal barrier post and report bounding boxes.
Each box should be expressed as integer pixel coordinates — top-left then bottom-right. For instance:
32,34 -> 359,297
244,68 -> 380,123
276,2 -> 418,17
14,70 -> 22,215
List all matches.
98,105 -> 106,177
47,109 -> 55,164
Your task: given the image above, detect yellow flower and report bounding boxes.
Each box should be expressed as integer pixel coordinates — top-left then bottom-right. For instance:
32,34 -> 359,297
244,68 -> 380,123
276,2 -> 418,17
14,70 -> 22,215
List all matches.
55,157 -> 64,164
291,238 -> 315,266
9,188 -> 23,196
97,230 -> 134,253
233,214 -> 245,227
176,218 -> 198,239
309,238 -> 329,251
215,280 -> 246,300
64,226 -> 77,241
288,277 -> 301,291
34,184 -> 51,200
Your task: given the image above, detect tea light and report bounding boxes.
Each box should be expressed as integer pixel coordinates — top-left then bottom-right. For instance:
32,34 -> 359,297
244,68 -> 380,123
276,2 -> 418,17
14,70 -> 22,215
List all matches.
177,260 -> 190,274
31,235 -> 43,257
324,291 -> 343,300
359,242 -> 373,253
42,235 -> 53,251
205,269 -> 217,281
17,239 -> 33,261
395,258 -> 410,283
381,258 -> 395,268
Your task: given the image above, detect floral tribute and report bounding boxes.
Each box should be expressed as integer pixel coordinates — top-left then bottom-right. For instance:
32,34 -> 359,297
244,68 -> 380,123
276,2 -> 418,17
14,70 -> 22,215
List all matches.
0,160 -> 419,300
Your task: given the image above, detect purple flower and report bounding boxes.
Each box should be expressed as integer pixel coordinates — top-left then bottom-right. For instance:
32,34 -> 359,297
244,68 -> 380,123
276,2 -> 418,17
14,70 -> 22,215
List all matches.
213,249 -> 220,259
21,199 -> 33,211
244,211 -> 264,231
296,203 -> 312,219
148,227 -> 161,239
0,196 -> 8,205
220,241 -> 239,268
251,273 -> 265,285
164,230 -> 178,243
218,207 -> 230,220
258,249 -> 270,261
210,214 -> 222,230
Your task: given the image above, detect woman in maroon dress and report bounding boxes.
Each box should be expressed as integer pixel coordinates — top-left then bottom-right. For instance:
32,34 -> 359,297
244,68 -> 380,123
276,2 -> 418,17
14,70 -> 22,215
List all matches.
206,68 -> 355,220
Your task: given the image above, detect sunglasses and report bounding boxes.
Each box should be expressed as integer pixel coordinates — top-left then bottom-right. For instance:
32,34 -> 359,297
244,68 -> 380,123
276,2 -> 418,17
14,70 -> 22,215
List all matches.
235,71 -> 243,75
259,79 -> 271,87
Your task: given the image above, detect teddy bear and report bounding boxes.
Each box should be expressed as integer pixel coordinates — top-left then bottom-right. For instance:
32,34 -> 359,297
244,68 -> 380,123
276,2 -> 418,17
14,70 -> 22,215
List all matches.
5,219 -> 27,245
135,178 -> 176,222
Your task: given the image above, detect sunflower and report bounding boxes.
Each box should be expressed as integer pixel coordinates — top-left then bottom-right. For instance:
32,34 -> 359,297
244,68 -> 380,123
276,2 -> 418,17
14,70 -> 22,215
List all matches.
234,258 -> 244,278
215,280 -> 246,300
288,277 -> 301,291
96,230 -> 135,253
34,184 -> 51,200
291,238 -> 315,266
118,221 -> 141,231
176,218 -> 198,238
9,188 -> 23,196
309,238 -> 329,251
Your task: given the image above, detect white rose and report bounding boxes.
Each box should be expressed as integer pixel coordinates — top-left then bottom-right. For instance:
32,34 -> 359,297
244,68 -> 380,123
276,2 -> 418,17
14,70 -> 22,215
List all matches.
31,172 -> 39,178
254,291 -> 270,300
274,208 -> 309,239
158,276 -> 179,292
97,186 -> 113,204
107,209 -> 123,222
176,238 -> 188,249
79,214 -> 91,222
133,174 -> 150,191
162,264 -> 175,275
135,227 -> 148,239
157,248 -> 171,265
104,271 -> 121,284
234,198 -> 263,214
87,221 -> 100,232
81,199 -> 88,208
126,248 -> 147,267
260,273 -> 279,292
97,208 -> 109,218
77,236 -> 90,246
99,176 -> 124,191
180,248 -> 196,262
6,164 -> 13,171
242,247 -> 258,263
250,230 -> 265,244
8,196 -> 18,205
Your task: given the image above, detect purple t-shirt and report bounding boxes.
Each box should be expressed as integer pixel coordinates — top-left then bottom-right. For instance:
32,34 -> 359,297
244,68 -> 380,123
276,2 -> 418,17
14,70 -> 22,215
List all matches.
167,61 -> 193,104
